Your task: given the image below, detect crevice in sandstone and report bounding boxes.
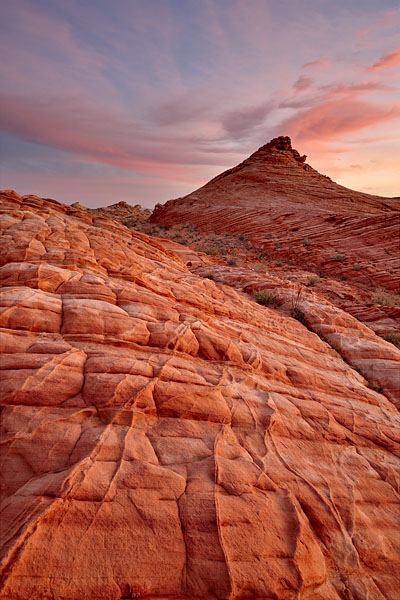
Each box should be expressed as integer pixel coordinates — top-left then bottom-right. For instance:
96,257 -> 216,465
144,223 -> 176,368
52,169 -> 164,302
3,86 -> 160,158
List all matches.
213,426 -> 234,600
177,474 -> 189,594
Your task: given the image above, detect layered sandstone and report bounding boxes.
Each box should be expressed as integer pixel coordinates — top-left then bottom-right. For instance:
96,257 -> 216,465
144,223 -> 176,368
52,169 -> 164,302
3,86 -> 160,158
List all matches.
1,190 -> 400,600
151,136 -> 400,292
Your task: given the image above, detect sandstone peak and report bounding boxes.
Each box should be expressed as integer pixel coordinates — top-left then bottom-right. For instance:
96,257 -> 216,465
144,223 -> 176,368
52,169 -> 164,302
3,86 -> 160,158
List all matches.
152,137 -> 399,222
267,135 -> 293,150
150,139 -> 400,293
258,135 -> 307,163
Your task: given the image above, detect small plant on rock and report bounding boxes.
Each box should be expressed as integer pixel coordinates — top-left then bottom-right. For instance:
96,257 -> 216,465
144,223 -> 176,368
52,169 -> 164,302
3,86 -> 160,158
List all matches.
373,290 -> 399,307
383,333 -> 400,348
201,245 -> 219,256
290,286 -> 308,326
306,275 -> 319,287
254,290 -> 276,306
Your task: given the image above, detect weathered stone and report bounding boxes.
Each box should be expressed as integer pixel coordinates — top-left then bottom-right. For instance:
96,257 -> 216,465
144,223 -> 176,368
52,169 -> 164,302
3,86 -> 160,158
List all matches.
0,190 -> 399,600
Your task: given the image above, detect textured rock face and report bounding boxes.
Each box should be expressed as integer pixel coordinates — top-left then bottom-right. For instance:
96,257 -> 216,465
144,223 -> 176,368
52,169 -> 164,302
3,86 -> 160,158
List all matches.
1,190 -> 400,600
151,137 -> 400,292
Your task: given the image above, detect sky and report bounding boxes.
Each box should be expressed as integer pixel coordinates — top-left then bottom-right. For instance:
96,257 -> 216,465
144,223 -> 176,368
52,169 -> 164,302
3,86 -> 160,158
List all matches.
1,0 -> 399,208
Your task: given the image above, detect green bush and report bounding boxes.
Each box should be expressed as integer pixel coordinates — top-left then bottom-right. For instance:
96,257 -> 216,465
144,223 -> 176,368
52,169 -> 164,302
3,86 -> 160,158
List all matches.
383,333 -> 400,348
201,245 -> 219,256
254,290 -> 276,306
373,290 -> 399,307
306,275 -> 319,287
291,307 -> 308,326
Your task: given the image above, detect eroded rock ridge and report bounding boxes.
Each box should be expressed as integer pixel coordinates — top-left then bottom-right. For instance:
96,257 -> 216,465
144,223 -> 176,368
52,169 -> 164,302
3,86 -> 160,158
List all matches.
0,190 -> 399,600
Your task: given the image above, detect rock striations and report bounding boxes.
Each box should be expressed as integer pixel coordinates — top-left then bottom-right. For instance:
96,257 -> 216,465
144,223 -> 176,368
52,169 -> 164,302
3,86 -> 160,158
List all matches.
151,136 -> 400,292
1,189 -> 400,599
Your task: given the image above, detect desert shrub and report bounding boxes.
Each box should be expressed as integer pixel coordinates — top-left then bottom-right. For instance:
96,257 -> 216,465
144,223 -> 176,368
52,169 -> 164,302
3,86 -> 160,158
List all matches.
254,290 -> 276,306
265,233 -> 273,239
383,333 -> 400,348
354,264 -> 361,271
227,259 -> 237,266
373,290 -> 399,307
291,307 -> 308,326
306,275 -> 320,287
290,286 -> 308,326
369,381 -> 384,394
201,245 -> 219,256
303,238 -> 311,247
332,254 -> 345,262
203,272 -> 215,280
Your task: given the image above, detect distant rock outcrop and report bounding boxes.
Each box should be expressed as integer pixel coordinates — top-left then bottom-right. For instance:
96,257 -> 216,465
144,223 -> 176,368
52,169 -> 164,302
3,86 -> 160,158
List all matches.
1,190 -> 399,600
71,198 -> 152,224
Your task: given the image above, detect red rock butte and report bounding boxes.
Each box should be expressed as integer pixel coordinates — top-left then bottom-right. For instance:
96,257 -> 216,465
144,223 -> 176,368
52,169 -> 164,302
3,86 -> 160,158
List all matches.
0,176 -> 399,599
151,136 -> 400,292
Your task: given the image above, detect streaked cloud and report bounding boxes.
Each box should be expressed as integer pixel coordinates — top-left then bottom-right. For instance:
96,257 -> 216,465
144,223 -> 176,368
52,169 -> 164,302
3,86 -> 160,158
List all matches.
221,101 -> 275,139
369,47 -> 400,71
279,98 -> 400,141
1,0 -> 399,204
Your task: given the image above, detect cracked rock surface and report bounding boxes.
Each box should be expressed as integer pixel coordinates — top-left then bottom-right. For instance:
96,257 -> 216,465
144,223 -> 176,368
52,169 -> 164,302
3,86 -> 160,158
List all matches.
1,190 -> 399,600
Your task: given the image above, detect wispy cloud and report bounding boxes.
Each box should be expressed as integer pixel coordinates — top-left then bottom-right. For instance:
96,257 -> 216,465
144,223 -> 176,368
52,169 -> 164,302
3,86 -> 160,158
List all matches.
1,0 -> 400,203
146,95 -> 213,127
221,101 -> 275,139
368,47 -> 400,71
293,75 -> 314,92
302,57 -> 332,71
279,98 -> 400,141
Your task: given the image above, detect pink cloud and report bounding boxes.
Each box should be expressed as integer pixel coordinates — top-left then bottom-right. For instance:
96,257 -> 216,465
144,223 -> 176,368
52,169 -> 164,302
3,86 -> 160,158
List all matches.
369,47 -> 400,71
302,57 -> 332,71
355,9 -> 400,48
0,93 -> 239,181
279,97 -> 400,141
322,81 -> 397,95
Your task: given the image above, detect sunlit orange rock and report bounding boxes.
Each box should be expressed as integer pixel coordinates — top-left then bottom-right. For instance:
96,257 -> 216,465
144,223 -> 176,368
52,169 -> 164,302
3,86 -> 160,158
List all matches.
1,190 -> 399,600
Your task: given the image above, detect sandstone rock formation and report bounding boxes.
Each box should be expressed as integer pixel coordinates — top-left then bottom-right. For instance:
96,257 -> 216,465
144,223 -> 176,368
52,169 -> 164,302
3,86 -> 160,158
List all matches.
87,200 -> 152,224
1,189 -> 400,600
151,136 -> 400,293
